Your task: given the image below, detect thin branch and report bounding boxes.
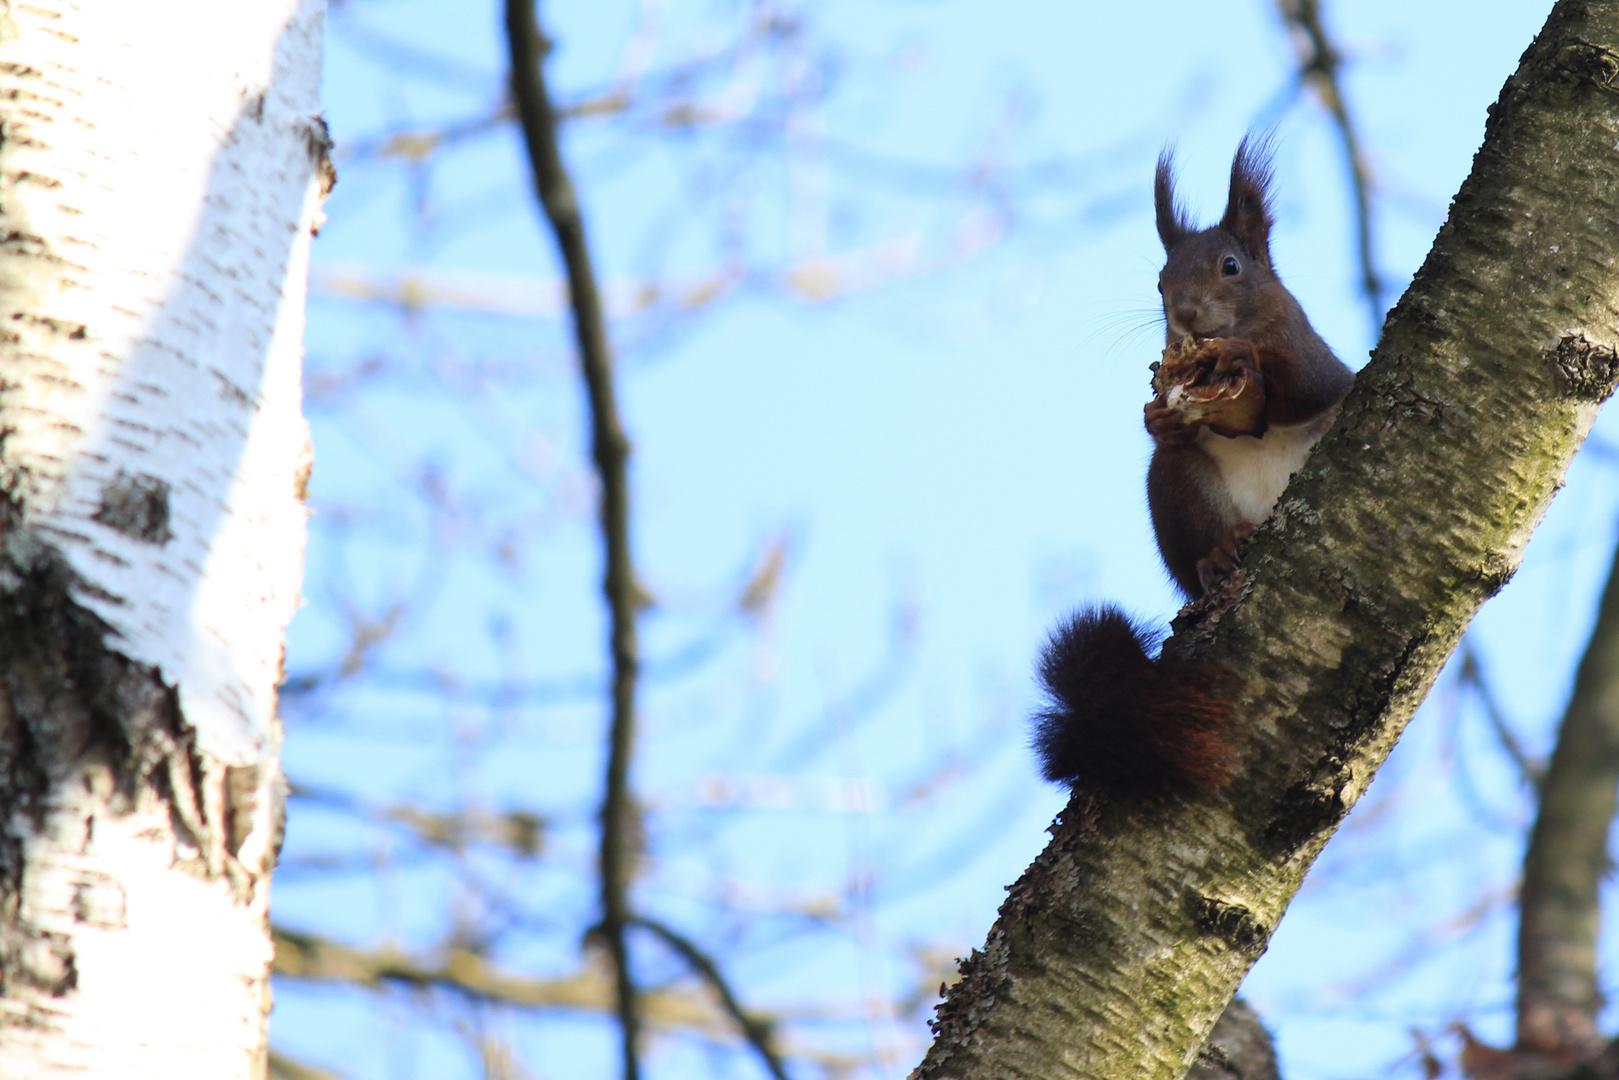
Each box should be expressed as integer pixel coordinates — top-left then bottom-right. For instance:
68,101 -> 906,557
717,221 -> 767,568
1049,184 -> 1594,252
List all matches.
273,929 -> 903,1072
630,916 -> 790,1080
1455,640 -> 1544,788
1275,0 -> 1385,335
282,615 -> 739,708
337,106 -> 515,164
271,927 -> 725,1034
286,782 -> 546,857
268,1051 -> 345,1080
504,4 -> 643,1080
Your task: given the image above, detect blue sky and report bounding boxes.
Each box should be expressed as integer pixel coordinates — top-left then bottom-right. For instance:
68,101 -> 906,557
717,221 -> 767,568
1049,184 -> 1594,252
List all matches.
274,2 -> 1616,1077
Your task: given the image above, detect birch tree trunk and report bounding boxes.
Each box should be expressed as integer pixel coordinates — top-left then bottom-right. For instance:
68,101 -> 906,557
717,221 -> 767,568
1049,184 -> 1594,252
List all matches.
0,2 -> 327,1074
915,1 -> 1619,1077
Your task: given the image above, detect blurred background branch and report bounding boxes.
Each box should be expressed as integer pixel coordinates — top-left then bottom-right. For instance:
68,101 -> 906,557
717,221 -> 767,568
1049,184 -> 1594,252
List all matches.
1275,0 -> 1384,334
505,2 -> 646,1075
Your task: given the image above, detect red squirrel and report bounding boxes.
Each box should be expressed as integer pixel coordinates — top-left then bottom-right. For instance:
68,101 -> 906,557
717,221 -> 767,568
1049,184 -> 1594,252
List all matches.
1032,138 -> 1354,795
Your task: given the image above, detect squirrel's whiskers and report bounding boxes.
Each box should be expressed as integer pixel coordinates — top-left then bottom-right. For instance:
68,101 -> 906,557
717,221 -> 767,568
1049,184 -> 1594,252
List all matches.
1034,136 -> 1354,798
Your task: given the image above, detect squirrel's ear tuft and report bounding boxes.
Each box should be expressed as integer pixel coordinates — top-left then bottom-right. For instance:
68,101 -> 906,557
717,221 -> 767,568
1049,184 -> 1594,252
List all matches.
1221,134 -> 1276,267
1154,150 -> 1189,253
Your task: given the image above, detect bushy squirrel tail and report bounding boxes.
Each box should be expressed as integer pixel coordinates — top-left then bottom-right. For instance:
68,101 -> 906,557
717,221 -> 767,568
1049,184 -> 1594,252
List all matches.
1032,605 -> 1234,796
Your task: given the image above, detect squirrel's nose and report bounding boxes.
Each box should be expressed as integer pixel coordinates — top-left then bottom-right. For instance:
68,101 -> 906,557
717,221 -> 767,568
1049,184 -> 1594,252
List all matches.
1171,304 -> 1200,332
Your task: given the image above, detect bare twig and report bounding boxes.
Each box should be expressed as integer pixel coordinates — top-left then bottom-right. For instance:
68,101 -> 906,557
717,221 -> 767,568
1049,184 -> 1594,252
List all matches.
272,927 -> 729,1035
1455,641 -> 1544,788
1275,0 -> 1384,334
275,929 -> 905,1072
1517,534 -> 1619,1059
337,106 -> 515,163
504,3 -> 643,1078
286,782 -> 546,857
268,1050 -> 345,1080
630,916 -> 790,1080
283,615 -> 740,708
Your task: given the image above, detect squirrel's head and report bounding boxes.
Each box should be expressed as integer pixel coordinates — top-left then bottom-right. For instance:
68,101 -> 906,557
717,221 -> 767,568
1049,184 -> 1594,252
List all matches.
1154,137 -> 1279,340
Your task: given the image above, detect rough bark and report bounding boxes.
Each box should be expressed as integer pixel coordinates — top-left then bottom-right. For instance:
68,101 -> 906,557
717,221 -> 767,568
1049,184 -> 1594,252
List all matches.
915,2 -> 1619,1077
0,2 -> 326,1074
1517,538 -> 1619,1057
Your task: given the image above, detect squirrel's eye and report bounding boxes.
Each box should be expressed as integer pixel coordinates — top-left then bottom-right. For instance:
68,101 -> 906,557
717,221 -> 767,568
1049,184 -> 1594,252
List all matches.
1221,256 -> 1240,276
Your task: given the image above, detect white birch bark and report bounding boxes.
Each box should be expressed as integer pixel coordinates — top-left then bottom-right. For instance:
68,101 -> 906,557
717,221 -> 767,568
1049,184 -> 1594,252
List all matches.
0,1 -> 327,1074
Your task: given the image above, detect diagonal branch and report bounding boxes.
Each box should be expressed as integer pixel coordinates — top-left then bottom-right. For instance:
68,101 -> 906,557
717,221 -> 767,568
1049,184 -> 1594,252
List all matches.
1276,0 -> 1384,334
1456,641 -> 1544,788
504,3 -> 643,1078
630,916 -> 790,1080
914,4 -> 1619,1076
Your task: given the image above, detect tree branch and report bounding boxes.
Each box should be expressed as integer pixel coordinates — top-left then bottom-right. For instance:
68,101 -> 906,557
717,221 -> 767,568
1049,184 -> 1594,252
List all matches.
273,927 -> 905,1073
504,3 -> 643,1079
1456,641 -> 1544,787
1276,0 -> 1385,334
1516,532 -> 1619,1059
271,927 -> 727,1035
914,4 -> 1619,1076
630,916 -> 790,1080
287,782 -> 546,857
269,1050 -> 345,1080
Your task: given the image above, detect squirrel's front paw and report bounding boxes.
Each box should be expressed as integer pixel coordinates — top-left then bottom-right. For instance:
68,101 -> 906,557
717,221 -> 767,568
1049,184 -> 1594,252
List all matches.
1144,401 -> 1197,446
1211,338 -> 1260,377
1195,521 -> 1258,592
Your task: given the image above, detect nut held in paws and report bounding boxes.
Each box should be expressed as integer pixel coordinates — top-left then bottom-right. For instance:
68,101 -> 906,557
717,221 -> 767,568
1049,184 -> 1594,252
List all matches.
1150,336 -> 1267,438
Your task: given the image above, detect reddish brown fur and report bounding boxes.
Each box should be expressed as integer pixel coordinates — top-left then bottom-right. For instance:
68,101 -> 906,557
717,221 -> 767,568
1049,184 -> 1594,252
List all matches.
1032,607 -> 1233,796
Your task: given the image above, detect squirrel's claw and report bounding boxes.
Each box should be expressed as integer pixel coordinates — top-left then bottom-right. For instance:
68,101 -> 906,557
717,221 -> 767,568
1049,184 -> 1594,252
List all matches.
1144,400 -> 1198,447
1195,521 -> 1258,592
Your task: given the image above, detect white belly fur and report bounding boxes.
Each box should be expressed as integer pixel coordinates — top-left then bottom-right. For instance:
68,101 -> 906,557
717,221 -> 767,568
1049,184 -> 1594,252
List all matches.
1196,410 -> 1336,525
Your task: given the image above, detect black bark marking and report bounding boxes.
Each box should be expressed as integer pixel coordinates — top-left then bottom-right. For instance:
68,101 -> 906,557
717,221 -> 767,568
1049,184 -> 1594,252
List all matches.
0,541 -> 212,1011
224,764 -> 260,859
1473,551 -> 1519,598
1545,333 -> 1619,402
302,116 -> 337,199
93,472 -> 172,546
1259,779 -> 1348,856
69,872 -> 127,930
1317,628 -> 1428,753
1359,368 -> 1464,429
0,928 -> 76,996
1187,894 -> 1270,959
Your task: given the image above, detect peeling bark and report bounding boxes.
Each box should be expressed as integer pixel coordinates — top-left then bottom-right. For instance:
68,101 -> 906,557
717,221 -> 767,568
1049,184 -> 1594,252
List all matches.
914,2 -> 1619,1077
0,1 -> 324,1074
